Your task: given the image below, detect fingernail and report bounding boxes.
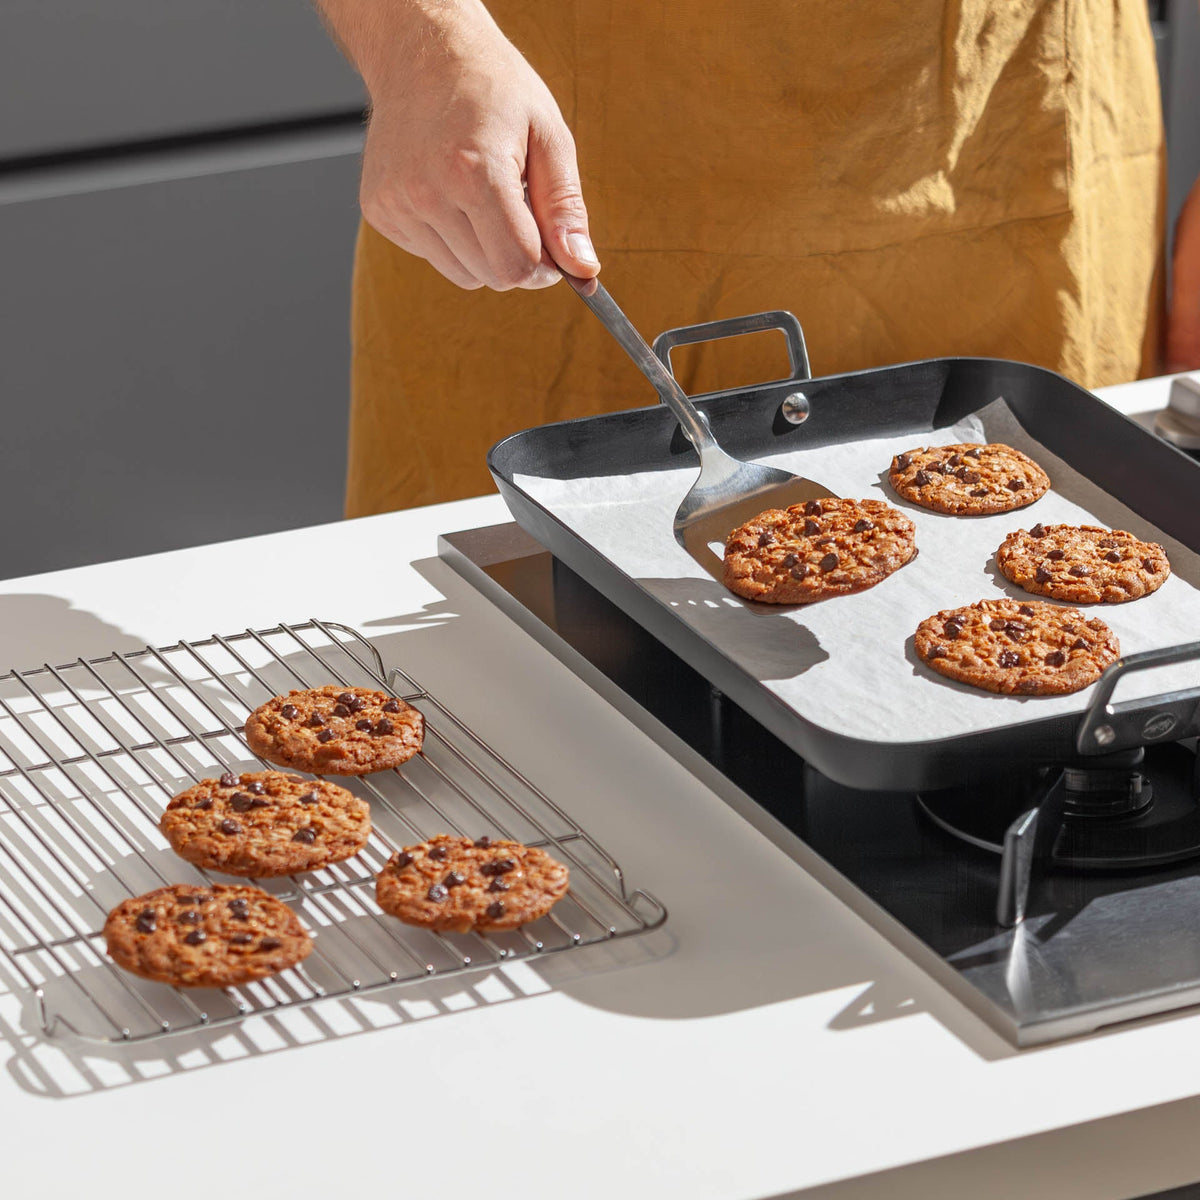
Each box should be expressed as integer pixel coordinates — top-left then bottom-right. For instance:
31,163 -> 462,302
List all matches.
567,232 -> 599,267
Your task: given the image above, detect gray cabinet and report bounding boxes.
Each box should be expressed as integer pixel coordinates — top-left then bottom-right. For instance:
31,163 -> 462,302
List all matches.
0,1 -> 363,158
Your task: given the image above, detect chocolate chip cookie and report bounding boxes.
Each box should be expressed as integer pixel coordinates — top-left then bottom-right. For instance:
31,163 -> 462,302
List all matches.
888,442 -> 1050,514
160,770 -> 371,877
914,598 -> 1119,695
244,686 -> 424,775
723,497 -> 916,603
375,835 -> 569,934
996,522 -> 1171,604
103,883 -> 312,988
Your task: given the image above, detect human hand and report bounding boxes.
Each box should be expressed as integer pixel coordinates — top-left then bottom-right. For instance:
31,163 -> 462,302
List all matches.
356,0 -> 598,291
1167,173 -> 1200,372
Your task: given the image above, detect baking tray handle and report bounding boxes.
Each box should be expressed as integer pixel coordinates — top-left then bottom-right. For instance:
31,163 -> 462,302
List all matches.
651,311 -> 812,385
1075,640 -> 1200,755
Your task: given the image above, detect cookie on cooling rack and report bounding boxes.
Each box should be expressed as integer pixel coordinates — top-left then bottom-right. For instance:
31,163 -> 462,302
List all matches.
722,497 -> 916,603
995,522 -> 1170,604
160,770 -> 371,877
375,835 -> 569,934
244,685 -> 424,775
888,442 -> 1049,514
914,598 -> 1119,695
103,884 -> 311,988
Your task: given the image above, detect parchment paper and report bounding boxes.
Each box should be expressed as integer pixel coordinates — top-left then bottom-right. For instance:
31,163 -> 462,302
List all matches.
515,399 -> 1200,744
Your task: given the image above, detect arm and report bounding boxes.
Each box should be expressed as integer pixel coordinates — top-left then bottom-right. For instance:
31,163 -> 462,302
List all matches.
314,0 -> 599,291
1167,175 -> 1200,371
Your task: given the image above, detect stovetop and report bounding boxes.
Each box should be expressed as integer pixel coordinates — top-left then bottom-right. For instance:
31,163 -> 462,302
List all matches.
439,522 -> 1200,1046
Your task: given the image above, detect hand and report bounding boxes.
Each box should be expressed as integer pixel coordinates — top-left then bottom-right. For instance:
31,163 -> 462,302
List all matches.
356,0 -> 599,291
1167,173 -> 1200,372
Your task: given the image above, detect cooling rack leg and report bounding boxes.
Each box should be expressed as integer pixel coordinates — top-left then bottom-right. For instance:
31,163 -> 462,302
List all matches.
996,770 -> 1067,927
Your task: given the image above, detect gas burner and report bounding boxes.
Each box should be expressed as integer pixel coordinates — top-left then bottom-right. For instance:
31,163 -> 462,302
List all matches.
917,743 -> 1200,871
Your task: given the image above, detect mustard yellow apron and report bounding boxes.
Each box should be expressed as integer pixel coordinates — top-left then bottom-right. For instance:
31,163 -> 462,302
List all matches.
346,0 -> 1164,517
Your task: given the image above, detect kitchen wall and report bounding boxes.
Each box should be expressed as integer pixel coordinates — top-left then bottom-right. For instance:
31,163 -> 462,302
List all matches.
0,1 -> 365,578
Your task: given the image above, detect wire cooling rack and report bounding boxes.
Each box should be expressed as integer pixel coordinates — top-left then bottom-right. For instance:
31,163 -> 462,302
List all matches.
0,620 -> 666,1043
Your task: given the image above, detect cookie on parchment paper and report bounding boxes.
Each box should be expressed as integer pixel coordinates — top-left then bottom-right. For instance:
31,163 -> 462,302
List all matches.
104,883 -> 311,988
722,497 -> 916,604
995,522 -> 1170,604
888,442 -> 1049,515
914,598 -> 1119,696
375,835 -> 569,934
160,770 -> 371,877
244,685 -> 424,775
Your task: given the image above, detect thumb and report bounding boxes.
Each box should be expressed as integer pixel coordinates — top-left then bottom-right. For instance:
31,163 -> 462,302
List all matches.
525,126 -> 600,278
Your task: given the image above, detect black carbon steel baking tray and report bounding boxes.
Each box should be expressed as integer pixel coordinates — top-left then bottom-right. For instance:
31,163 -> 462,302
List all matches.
488,354 -> 1200,791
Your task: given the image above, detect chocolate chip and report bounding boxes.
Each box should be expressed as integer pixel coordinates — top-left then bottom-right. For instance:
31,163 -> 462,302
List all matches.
428,845 -> 448,861
1045,650 -> 1066,667
259,938 -> 282,951
333,703 -> 352,717
1144,558 -> 1160,573
998,650 -> 1020,668
960,470 -> 982,484
803,518 -> 820,536
1071,637 -> 1089,651
970,487 -> 989,497
1016,678 -> 1041,694
989,618 -> 1007,631
1029,523 -> 1046,538
1018,605 -> 1035,616
178,910 -> 201,924
804,499 -> 822,515
1004,621 -> 1026,639
317,730 -> 335,744
1099,537 -> 1118,547
374,719 -> 394,736
947,453 -> 961,467
176,895 -> 203,905
1105,551 -> 1121,563
135,910 -> 157,934
443,871 -> 465,888
791,564 -> 811,580
928,645 -> 947,660
394,851 -> 414,868
219,818 -> 241,834
228,899 -> 249,917
913,470 -> 932,487
487,879 -> 509,893
1069,565 -> 1092,577
965,447 -> 981,458
1047,549 -> 1065,561
895,453 -> 912,470
943,619 -> 963,640
355,718 -> 372,730
815,535 -> 835,546
184,930 -> 207,946
218,772 -> 239,788
347,695 -> 366,712
1006,478 -> 1025,491
250,796 -> 271,809
292,828 -> 317,844
819,552 -> 839,572
757,531 -> 776,548
781,553 -> 798,568
230,933 -> 254,945
280,704 -> 299,720
305,712 -> 325,728
854,518 -> 874,532
426,884 -> 448,902
230,793 -> 254,812
485,902 -> 506,919
337,692 -> 355,706
382,699 -> 401,713
245,781 -> 264,795
194,796 -> 213,810
481,858 -> 516,877
474,836 -> 491,848
299,791 -> 318,805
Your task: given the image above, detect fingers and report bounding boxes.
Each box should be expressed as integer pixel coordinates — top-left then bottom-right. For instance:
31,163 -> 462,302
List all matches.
525,124 -> 600,279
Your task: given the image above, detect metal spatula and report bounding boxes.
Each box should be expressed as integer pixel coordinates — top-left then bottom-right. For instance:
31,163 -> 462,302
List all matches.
562,272 -> 834,579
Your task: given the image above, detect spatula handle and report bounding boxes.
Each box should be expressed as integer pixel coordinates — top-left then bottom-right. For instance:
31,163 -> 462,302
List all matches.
561,271 -> 717,455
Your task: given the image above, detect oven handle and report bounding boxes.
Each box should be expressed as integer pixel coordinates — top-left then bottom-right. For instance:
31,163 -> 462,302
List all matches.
1075,640 -> 1200,755
651,311 -> 812,386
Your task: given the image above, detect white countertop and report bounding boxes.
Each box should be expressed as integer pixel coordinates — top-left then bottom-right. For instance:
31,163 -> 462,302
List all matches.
1,374 -> 1198,1200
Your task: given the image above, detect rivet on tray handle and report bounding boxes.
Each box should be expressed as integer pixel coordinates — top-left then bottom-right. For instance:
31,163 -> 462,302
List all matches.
1075,640 -> 1200,757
